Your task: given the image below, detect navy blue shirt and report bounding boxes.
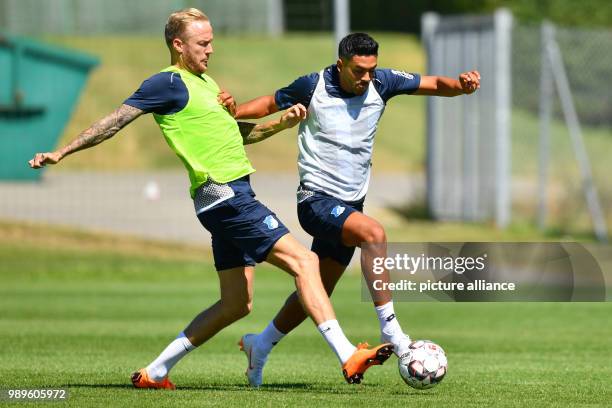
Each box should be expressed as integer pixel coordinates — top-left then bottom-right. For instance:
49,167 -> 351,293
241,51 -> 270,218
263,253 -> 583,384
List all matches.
124,72 -> 189,115
275,65 -> 421,109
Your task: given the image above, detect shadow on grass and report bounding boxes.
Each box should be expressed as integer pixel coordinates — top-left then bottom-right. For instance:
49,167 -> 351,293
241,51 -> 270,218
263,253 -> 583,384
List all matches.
63,382 -> 378,394
64,383 -> 137,390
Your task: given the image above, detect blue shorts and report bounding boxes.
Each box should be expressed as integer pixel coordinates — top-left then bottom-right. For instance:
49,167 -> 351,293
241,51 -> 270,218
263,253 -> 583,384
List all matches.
197,176 -> 290,271
297,189 -> 364,266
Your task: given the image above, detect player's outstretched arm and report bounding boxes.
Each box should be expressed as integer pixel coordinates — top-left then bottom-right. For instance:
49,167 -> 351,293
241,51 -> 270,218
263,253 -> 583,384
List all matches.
235,95 -> 279,119
415,70 -> 481,97
29,104 -> 144,169
239,103 -> 306,145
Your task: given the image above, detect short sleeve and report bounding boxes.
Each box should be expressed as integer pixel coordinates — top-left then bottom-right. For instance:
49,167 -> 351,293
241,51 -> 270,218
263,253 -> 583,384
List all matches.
274,72 -> 319,110
373,69 -> 421,103
123,72 -> 189,115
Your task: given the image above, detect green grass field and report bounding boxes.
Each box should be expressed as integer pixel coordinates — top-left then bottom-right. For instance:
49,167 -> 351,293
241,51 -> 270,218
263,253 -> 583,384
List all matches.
1,223 -> 611,407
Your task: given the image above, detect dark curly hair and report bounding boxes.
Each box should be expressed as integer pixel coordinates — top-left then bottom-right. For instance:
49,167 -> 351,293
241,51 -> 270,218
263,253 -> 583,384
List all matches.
338,33 -> 379,60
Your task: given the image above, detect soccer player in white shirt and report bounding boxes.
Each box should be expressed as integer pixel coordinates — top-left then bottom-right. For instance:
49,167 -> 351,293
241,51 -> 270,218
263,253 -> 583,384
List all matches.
235,32 -> 480,387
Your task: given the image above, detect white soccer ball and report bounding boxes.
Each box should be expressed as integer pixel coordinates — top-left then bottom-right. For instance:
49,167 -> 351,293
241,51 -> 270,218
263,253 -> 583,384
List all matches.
398,340 -> 447,389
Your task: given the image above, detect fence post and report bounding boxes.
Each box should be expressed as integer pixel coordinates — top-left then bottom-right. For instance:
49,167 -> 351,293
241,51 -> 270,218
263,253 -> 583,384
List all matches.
422,12 -> 440,218
538,22 -> 554,230
333,0 -> 350,56
546,26 -> 608,242
493,8 -> 512,228
267,0 -> 284,36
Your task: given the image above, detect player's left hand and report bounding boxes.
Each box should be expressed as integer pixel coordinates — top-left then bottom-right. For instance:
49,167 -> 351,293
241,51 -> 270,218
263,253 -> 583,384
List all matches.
28,151 -> 62,169
218,89 -> 236,116
280,104 -> 307,129
459,71 -> 481,94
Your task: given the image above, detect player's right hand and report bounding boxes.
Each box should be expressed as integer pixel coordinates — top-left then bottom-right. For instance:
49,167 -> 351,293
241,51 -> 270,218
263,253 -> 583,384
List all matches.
459,70 -> 481,94
218,89 -> 237,117
280,103 -> 307,129
29,152 -> 62,169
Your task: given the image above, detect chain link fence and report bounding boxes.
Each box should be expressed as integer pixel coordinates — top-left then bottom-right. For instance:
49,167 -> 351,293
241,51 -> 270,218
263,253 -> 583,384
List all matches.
512,23 -> 612,235
423,10 -> 611,237
513,24 -> 612,128
284,0 -> 333,31
0,0 -> 280,35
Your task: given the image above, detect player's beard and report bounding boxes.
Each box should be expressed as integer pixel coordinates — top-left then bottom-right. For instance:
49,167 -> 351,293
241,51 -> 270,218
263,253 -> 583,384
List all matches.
354,82 -> 368,95
180,53 -> 208,75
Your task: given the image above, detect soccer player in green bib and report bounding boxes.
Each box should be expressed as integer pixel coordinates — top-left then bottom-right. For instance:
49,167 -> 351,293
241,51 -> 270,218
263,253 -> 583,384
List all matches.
28,8 -> 393,388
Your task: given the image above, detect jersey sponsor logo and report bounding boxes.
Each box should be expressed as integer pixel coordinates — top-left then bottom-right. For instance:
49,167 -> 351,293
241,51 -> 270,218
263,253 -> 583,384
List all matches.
331,205 -> 346,218
391,70 -> 414,80
263,215 -> 279,230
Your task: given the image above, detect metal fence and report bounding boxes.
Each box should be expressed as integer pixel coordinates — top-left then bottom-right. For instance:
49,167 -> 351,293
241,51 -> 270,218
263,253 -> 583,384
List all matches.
513,25 -> 612,129
424,9 -> 612,238
284,0 -> 333,31
512,22 -> 611,239
0,0 -> 284,35
422,9 -> 512,228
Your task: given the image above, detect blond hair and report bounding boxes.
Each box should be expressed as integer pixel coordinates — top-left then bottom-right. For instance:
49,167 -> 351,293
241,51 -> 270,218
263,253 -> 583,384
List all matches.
165,8 -> 209,49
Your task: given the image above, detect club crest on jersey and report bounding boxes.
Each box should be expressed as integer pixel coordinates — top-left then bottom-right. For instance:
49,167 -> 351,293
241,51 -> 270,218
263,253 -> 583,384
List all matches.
331,205 -> 345,218
263,215 -> 279,230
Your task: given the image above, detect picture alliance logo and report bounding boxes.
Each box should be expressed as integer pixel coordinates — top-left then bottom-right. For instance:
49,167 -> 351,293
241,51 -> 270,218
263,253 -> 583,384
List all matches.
372,253 -> 488,275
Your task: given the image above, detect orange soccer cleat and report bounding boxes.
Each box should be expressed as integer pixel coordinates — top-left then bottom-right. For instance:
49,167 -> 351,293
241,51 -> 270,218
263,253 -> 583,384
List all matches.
342,342 -> 394,384
131,368 -> 176,390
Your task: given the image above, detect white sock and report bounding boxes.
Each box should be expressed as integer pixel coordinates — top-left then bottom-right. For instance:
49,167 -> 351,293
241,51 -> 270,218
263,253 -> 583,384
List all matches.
256,321 -> 285,354
146,332 -> 196,381
317,320 -> 356,364
375,301 -> 405,341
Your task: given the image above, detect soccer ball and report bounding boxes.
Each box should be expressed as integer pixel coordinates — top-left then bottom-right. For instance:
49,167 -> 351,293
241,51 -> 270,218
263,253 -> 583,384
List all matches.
398,340 -> 447,389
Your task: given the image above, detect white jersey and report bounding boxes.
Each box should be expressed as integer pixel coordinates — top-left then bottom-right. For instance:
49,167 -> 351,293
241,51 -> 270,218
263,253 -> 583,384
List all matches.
275,65 -> 421,202
297,70 -> 385,201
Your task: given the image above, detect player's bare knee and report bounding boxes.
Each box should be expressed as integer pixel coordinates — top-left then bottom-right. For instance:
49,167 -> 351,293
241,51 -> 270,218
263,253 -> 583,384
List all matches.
362,223 -> 387,243
234,303 -> 251,320
220,300 -> 252,320
245,303 -> 253,317
242,299 -> 253,315
292,250 -> 319,278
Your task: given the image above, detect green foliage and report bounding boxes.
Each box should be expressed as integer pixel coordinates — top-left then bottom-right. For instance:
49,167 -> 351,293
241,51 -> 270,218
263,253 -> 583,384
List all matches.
348,0 -> 612,33
496,0 -> 612,28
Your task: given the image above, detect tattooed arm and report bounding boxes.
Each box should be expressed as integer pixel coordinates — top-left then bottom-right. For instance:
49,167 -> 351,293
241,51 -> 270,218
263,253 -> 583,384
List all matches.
239,103 -> 307,145
29,104 -> 144,168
